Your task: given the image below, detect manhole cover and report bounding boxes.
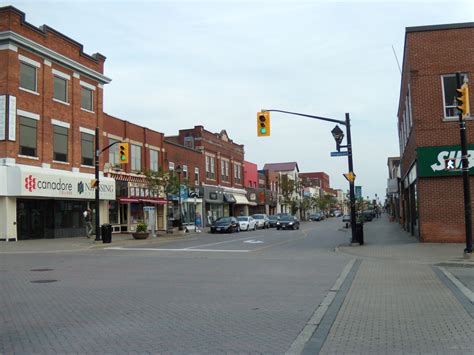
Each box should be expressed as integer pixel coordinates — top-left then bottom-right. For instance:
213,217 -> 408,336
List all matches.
30,280 -> 58,283
30,269 -> 54,272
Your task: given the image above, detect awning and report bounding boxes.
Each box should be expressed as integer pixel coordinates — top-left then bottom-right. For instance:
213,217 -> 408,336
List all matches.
233,193 -> 250,205
140,198 -> 167,205
108,172 -> 147,184
118,197 -> 139,204
223,193 -> 236,203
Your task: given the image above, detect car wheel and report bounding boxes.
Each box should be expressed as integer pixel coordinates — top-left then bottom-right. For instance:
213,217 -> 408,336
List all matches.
297,225 -> 300,230
277,227 -> 280,230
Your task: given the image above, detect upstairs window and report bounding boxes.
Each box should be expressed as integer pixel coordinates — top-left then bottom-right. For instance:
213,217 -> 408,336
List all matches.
81,133 -> 94,166
19,116 -> 37,157
195,167 -> 200,186
54,76 -> 68,103
150,149 -> 159,172
442,73 -> 467,119
108,138 -> 120,167
131,144 -> 141,172
53,125 -> 68,162
20,62 -> 37,92
81,87 -> 93,111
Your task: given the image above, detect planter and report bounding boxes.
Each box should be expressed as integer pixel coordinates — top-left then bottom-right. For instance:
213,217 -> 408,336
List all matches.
132,232 -> 150,240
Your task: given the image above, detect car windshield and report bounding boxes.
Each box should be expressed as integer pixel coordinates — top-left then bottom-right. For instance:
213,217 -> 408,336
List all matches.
237,217 -> 248,221
216,217 -> 231,223
252,215 -> 264,219
269,216 -> 278,221
280,215 -> 293,221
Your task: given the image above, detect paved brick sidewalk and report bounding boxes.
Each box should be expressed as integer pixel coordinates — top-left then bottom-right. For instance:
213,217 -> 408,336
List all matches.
318,216 -> 474,354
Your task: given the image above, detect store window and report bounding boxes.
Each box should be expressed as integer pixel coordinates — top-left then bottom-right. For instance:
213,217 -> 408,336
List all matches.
19,116 -> 37,157
81,132 -> 94,166
53,125 -> 68,162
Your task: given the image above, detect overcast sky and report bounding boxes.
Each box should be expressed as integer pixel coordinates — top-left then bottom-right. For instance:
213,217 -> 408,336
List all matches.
5,0 -> 474,200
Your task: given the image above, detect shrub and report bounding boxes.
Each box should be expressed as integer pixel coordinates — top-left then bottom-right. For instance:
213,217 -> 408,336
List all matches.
136,222 -> 148,233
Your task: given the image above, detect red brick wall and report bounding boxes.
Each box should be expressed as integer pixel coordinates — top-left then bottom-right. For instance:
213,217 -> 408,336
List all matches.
399,24 -> 474,242
164,140 -> 204,187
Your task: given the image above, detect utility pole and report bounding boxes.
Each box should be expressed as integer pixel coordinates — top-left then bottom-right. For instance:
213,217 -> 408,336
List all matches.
345,113 -> 357,244
94,127 -> 101,241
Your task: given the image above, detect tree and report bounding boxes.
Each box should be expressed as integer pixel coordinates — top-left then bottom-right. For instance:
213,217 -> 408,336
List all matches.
279,174 -> 300,215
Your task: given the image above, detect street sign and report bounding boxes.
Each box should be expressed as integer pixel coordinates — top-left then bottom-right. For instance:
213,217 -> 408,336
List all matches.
343,171 -> 356,183
331,151 -> 348,157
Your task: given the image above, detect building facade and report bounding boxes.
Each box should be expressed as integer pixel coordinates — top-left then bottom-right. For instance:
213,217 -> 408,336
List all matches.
398,22 -> 474,242
0,6 -> 114,240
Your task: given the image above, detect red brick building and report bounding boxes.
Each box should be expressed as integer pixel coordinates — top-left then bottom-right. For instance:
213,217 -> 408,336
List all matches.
0,6 -> 114,240
398,22 -> 474,242
167,126 -> 247,225
102,114 -> 167,233
299,172 -> 330,192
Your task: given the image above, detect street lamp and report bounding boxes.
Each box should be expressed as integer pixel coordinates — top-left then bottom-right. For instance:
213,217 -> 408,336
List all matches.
331,125 -> 344,151
175,165 -> 183,231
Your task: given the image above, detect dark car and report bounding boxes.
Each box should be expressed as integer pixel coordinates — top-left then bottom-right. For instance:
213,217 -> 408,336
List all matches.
210,217 -> 240,233
276,215 -> 300,230
308,213 -> 323,221
361,210 -> 373,222
268,215 -> 279,227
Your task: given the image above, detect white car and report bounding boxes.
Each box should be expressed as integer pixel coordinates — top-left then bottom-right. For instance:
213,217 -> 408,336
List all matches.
237,216 -> 257,231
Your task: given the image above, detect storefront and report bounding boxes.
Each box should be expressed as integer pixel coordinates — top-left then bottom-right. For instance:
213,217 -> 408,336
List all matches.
0,164 -> 115,241
203,185 -> 224,226
168,186 -> 203,229
107,173 -> 167,233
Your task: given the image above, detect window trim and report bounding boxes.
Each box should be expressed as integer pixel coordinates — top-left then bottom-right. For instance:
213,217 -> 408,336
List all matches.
80,86 -> 94,112
53,75 -> 68,103
19,61 -> 38,93
150,149 -> 159,172
53,124 -> 68,163
441,73 -> 469,121
19,116 -> 38,157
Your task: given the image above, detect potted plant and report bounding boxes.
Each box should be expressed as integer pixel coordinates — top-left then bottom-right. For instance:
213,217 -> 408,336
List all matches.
132,222 -> 149,239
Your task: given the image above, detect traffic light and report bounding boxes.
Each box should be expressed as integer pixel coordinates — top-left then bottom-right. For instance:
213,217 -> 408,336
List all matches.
257,111 -> 270,137
119,142 -> 129,164
456,83 -> 470,119
90,179 -> 98,188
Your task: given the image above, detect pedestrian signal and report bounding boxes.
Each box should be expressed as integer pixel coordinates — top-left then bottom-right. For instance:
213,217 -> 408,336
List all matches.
257,111 -> 270,137
119,143 -> 129,164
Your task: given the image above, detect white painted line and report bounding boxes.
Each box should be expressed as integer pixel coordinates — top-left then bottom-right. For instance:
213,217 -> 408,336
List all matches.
286,258 -> 357,355
439,266 -> 474,303
243,240 -> 264,244
105,247 -> 249,253
187,235 -> 263,249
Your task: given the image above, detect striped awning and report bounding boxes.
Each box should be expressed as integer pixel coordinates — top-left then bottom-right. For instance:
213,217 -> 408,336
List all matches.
108,172 -> 147,184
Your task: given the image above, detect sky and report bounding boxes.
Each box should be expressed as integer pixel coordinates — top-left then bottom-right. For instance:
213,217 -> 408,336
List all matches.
4,0 -> 474,200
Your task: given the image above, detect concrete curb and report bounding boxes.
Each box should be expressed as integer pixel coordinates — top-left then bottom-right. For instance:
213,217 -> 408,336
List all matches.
438,266 -> 474,303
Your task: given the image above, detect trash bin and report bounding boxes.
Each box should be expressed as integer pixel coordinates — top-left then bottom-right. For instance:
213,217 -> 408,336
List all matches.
355,222 -> 364,245
101,224 -> 112,244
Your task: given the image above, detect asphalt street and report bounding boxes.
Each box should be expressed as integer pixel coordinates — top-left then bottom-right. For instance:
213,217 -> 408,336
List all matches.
1,218 -> 352,354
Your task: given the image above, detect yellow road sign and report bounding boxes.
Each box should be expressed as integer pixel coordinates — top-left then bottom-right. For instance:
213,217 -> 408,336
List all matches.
343,172 -> 356,183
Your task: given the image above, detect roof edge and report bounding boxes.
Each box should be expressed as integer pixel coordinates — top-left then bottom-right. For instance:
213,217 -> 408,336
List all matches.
406,22 -> 474,33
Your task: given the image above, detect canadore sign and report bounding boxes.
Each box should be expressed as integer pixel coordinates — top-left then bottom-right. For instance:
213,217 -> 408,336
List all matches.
417,145 -> 474,177
11,167 -> 116,200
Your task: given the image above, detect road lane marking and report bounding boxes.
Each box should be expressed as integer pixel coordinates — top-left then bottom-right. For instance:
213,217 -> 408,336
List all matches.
243,240 -> 264,244
252,230 -> 309,252
104,247 -> 249,253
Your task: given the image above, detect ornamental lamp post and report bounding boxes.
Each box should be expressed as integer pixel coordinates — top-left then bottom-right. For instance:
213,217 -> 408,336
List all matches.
331,125 -> 344,151
175,165 -> 183,231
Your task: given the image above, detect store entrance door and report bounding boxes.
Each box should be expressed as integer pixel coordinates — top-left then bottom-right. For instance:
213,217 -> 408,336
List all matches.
17,199 -> 50,240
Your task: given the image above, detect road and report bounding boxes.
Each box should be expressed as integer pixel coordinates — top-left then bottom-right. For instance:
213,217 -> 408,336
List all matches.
1,218 -> 352,354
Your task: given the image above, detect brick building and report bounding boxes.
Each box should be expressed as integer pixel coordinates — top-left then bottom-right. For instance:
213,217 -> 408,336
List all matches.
262,162 -> 300,214
102,114 -> 167,233
0,6 -> 114,240
167,126 -> 247,225
299,172 -> 331,192
163,137 -> 205,228
398,22 -> 474,242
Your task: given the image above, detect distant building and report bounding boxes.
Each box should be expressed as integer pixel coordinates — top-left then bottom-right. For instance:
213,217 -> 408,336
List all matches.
299,172 -> 330,193
397,22 -> 474,242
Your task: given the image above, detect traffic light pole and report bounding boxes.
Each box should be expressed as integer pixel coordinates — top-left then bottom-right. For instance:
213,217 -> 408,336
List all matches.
93,131 -> 122,242
456,73 -> 472,255
262,109 -> 358,244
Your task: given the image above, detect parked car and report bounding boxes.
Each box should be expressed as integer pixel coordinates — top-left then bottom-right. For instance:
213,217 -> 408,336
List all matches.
362,210 -> 374,222
237,216 -> 257,231
252,214 -> 270,229
334,210 -> 343,217
276,215 -> 300,230
308,213 -> 323,221
210,217 -> 240,233
268,215 -> 279,228
342,214 -> 351,228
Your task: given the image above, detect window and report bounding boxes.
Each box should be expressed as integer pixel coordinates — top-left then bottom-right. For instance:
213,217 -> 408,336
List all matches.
54,76 -> 68,102
234,163 -> 241,184
184,136 -> 194,148
19,116 -> 37,156
20,62 -> 37,92
150,149 -> 159,172
442,74 -> 467,119
221,160 -> 229,182
206,155 -> 215,180
81,86 -> 93,111
53,125 -> 68,162
169,162 -> 175,172
183,165 -> 188,179
131,144 -> 141,172
195,167 -> 200,186
81,133 -> 94,166
109,138 -> 120,167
